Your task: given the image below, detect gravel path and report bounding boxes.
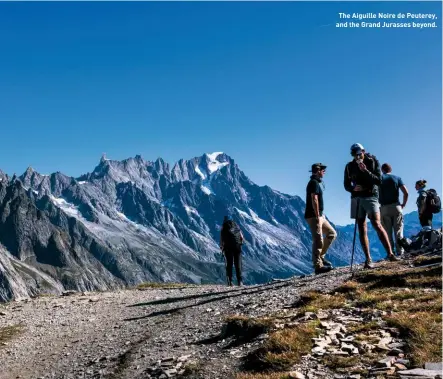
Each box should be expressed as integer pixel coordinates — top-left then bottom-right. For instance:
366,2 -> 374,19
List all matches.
0,266 -> 359,379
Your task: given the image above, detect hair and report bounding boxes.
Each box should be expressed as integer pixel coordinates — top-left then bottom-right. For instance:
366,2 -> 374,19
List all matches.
381,163 -> 392,173
416,179 -> 427,188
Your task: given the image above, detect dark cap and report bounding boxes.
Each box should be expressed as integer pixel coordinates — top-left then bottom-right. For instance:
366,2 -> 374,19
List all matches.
309,163 -> 327,173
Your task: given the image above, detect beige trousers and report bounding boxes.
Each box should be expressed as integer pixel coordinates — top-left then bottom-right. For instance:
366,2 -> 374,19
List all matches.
380,203 -> 404,254
306,216 -> 337,269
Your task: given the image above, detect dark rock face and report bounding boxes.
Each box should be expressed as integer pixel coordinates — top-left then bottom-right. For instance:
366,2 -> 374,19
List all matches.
1,152 -> 368,301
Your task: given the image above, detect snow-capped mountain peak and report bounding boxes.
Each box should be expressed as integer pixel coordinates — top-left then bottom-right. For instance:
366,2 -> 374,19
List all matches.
204,152 -> 230,175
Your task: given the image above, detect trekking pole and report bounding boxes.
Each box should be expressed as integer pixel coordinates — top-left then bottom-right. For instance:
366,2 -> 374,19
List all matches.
350,198 -> 360,277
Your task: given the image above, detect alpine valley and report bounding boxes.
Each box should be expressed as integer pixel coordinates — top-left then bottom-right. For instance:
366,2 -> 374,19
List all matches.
0,152 -> 426,302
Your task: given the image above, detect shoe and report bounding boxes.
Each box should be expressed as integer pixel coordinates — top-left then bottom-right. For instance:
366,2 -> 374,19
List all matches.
238,281 -> 244,287
227,279 -> 233,287
388,254 -> 400,262
315,266 -> 333,275
364,261 -> 374,269
322,258 -> 333,267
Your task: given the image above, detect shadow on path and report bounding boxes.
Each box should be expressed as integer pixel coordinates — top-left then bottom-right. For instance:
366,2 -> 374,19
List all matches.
123,281 -> 295,322
127,279 -> 294,308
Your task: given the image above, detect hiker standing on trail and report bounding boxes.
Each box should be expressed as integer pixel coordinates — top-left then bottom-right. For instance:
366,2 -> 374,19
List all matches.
220,216 -> 244,286
415,180 -> 438,227
379,163 -> 409,256
304,163 -> 337,275
344,143 -> 399,269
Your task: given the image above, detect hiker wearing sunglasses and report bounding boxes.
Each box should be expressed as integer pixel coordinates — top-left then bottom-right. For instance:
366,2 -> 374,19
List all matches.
344,143 -> 400,269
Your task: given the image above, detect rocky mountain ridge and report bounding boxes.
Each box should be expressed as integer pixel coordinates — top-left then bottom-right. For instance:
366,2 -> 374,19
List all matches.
1,151 -> 426,302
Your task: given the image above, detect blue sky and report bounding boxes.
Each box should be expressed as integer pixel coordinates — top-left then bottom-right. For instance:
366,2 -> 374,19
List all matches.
0,1 -> 441,226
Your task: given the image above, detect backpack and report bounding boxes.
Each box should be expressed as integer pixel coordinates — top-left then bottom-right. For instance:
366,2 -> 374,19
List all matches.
222,220 -> 242,248
426,189 -> 441,214
365,153 -> 381,175
399,227 -> 442,254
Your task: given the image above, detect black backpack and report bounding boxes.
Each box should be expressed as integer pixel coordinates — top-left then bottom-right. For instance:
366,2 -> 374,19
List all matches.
222,220 -> 242,247
426,189 -> 441,214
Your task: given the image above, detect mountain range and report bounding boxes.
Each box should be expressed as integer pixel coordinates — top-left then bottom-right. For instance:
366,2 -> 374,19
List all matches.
0,152 -> 438,302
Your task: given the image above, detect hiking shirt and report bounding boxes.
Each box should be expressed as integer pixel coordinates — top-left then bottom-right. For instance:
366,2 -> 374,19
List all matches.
344,155 -> 381,198
304,175 -> 324,219
379,173 -> 404,206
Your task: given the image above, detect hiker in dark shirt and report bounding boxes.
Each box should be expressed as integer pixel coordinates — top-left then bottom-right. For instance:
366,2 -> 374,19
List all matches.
220,216 -> 244,286
304,163 -> 337,274
344,143 -> 399,269
379,163 -> 409,256
415,180 -> 433,227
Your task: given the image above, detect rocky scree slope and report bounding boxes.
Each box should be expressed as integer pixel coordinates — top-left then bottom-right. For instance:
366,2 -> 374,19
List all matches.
0,152 -> 366,302
0,255 -> 441,379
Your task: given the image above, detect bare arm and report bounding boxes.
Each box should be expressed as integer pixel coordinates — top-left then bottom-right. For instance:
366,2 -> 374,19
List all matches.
361,158 -> 382,185
344,164 -> 354,193
399,185 -> 408,208
311,193 -> 320,219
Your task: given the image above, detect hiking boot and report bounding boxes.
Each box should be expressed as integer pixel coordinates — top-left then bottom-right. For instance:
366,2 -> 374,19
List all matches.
322,258 -> 333,267
315,266 -> 333,275
227,278 -> 233,287
388,254 -> 400,262
364,261 -> 374,269
238,280 -> 244,287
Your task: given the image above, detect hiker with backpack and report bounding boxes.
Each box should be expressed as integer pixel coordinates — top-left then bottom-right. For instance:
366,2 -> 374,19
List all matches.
344,143 -> 399,269
220,215 -> 244,286
379,163 -> 409,256
304,163 -> 337,275
415,180 -> 441,227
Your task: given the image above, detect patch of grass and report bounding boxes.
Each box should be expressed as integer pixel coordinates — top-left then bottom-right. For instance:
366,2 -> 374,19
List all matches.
0,324 -> 24,346
357,266 -> 441,290
405,276 -> 442,288
348,321 -> 380,334
334,281 -> 360,294
322,355 -> 360,370
136,282 -> 190,290
236,263 -> 442,378
386,311 -> 442,366
242,321 -> 319,372
294,291 -> 347,314
353,334 -> 380,344
413,255 -> 442,267
223,315 -> 274,340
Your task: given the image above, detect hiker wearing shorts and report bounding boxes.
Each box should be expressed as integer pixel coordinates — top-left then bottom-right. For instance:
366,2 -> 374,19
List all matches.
344,143 -> 399,269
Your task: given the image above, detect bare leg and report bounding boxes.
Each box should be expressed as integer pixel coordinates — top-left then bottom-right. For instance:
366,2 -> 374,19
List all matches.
357,218 -> 372,263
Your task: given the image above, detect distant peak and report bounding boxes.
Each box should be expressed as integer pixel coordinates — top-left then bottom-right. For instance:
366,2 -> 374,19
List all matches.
205,152 -> 224,161
100,153 -> 108,163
